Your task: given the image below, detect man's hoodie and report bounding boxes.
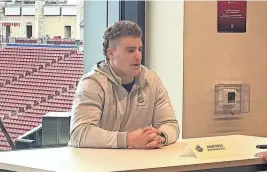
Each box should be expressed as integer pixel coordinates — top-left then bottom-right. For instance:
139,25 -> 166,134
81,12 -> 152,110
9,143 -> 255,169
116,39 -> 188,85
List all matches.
69,60 -> 179,148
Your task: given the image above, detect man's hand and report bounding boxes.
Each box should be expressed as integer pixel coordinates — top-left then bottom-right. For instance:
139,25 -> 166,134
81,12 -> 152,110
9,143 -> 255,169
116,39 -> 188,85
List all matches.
146,135 -> 165,149
126,127 -> 165,149
143,127 -> 165,149
255,152 -> 267,162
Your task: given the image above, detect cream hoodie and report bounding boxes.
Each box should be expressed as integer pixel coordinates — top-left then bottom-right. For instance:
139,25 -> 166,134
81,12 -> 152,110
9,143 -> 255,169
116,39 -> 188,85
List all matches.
69,61 -> 179,148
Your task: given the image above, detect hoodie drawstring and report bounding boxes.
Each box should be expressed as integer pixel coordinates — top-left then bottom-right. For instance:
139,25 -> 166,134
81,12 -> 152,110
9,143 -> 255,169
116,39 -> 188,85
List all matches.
112,84 -> 118,119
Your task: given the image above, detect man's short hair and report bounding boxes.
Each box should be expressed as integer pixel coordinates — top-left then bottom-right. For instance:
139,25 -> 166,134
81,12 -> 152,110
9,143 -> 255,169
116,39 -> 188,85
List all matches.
102,20 -> 143,59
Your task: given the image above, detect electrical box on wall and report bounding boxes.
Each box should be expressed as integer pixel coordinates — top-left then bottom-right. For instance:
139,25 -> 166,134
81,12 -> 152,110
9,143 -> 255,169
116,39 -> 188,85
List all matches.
214,83 -> 250,116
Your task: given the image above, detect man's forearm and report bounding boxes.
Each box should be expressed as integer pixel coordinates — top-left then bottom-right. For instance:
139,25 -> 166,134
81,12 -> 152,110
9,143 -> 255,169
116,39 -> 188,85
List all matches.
70,124 -> 128,148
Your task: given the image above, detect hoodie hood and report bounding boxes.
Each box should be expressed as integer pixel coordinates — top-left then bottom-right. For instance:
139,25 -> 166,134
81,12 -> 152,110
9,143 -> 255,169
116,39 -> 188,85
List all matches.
91,60 -> 148,88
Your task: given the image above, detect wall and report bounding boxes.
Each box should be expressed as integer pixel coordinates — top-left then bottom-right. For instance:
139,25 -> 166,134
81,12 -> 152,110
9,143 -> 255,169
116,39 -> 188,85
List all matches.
44,16 -> 76,38
3,16 -> 35,37
145,1 -> 184,139
183,1 -> 267,138
3,15 -> 76,38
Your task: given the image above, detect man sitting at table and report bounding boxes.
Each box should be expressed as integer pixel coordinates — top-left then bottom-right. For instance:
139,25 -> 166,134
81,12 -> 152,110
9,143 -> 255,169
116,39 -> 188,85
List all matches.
69,20 -> 179,149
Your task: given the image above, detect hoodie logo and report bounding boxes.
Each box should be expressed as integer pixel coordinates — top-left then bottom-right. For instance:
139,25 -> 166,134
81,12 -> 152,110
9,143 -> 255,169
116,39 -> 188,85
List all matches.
137,96 -> 145,106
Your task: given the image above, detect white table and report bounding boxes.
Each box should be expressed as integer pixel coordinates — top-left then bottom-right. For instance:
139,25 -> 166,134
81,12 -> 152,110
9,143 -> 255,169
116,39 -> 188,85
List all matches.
0,135 -> 267,172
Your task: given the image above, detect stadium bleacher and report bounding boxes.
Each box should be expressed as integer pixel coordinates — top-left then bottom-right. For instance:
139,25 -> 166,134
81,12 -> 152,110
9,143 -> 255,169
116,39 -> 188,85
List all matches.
7,37 -> 82,46
0,44 -> 83,151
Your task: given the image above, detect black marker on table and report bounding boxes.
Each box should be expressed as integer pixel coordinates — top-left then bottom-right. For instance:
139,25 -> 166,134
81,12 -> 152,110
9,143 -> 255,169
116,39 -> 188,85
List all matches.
256,145 -> 267,149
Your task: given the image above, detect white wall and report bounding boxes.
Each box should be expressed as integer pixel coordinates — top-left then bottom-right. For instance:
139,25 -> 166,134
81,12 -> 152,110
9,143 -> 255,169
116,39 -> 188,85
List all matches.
3,15 -> 76,38
43,16 -> 76,38
3,16 -> 35,37
145,1 -> 184,139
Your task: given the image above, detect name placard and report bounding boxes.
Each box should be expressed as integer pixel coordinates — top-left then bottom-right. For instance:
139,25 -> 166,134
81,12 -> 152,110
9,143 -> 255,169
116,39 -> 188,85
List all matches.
180,140 -> 233,159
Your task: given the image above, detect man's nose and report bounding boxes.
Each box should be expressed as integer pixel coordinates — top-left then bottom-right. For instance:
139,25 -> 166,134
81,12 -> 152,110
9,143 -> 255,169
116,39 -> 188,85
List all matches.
134,50 -> 142,60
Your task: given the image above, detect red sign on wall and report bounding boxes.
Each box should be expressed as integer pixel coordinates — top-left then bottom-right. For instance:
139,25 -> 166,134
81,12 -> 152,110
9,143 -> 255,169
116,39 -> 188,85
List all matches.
1,22 -> 20,27
217,1 -> 247,33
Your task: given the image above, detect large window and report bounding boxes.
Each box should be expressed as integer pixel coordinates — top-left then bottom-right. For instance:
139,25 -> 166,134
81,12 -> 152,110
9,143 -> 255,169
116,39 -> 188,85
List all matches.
0,0 -> 145,152
0,0 -> 84,151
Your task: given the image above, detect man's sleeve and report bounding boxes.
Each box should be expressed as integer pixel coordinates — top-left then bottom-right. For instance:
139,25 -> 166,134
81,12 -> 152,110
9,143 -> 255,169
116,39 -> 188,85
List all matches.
152,73 -> 180,145
69,77 -> 127,148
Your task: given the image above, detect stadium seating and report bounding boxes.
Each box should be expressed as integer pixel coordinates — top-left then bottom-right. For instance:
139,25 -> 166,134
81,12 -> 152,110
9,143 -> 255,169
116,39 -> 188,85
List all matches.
0,46 -> 83,151
47,37 -> 76,45
15,38 -> 38,44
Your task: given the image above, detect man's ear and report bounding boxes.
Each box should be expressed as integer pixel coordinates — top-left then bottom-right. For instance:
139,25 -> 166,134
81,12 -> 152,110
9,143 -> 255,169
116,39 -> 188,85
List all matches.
107,48 -> 114,60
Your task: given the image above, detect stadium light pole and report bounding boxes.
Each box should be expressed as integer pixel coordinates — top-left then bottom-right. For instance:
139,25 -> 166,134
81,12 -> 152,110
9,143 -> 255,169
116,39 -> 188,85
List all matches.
0,118 -> 15,150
